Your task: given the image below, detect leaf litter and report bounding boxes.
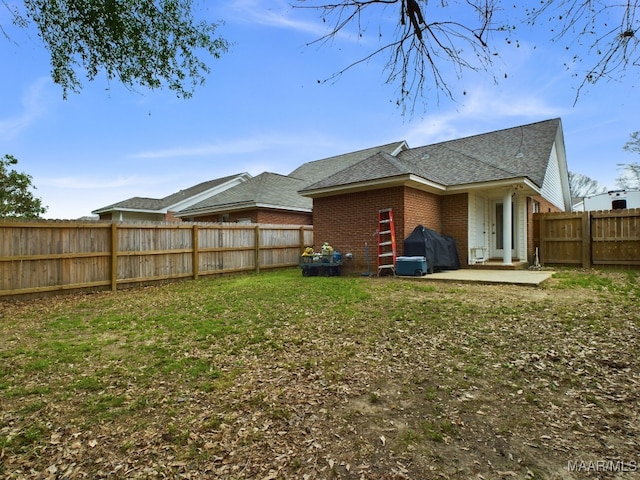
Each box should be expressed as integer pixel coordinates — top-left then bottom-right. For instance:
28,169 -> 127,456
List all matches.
0,269 -> 639,479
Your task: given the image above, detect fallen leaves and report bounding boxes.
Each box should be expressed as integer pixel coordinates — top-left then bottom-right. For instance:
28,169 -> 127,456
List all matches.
1,270 -> 639,478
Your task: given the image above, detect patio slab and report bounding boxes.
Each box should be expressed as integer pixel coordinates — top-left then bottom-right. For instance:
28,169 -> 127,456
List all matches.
399,268 -> 554,286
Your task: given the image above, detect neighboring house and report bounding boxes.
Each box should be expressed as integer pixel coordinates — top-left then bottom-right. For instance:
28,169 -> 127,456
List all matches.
175,141 -> 408,224
92,173 -> 251,222
299,118 -> 572,270
176,172 -> 313,224
574,190 -> 640,211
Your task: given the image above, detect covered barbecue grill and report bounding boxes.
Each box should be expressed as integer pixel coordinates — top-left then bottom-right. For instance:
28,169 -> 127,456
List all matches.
403,225 -> 460,273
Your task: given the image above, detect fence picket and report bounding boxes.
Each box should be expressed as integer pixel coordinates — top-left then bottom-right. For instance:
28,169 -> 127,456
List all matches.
0,220 -> 313,298
534,209 -> 640,268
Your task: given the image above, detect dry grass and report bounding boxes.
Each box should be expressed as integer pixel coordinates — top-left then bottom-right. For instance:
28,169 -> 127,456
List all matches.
1,269 -> 639,479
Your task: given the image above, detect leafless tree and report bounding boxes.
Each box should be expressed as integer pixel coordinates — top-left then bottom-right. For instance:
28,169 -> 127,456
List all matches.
568,171 -> 606,198
618,132 -> 640,189
298,1 -> 640,112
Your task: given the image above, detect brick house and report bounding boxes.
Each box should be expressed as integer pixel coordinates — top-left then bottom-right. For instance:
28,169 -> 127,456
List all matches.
91,142 -> 406,225
175,142 -> 408,224
176,172 -> 313,224
299,118 -> 572,272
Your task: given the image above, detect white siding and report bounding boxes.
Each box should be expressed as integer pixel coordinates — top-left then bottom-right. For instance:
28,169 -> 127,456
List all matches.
540,144 -> 566,211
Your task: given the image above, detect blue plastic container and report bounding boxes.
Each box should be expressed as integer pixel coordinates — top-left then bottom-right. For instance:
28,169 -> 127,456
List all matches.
396,256 -> 428,276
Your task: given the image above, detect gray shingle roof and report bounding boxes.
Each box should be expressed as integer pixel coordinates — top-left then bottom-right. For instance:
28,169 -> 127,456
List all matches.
180,141 -> 409,216
93,174 -> 247,213
301,119 -> 561,192
179,173 -> 311,215
288,141 -> 408,186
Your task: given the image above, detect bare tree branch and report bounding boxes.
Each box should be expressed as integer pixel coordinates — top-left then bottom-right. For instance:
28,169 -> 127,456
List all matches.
299,0 -> 499,114
298,0 -> 640,112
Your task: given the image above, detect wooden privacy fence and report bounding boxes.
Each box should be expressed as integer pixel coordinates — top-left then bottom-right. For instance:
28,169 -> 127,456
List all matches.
534,209 -> 640,268
0,221 -> 314,298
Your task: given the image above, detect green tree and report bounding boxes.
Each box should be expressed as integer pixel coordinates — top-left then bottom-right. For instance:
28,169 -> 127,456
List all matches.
300,1 -> 640,112
0,155 -> 47,219
2,1 -> 229,98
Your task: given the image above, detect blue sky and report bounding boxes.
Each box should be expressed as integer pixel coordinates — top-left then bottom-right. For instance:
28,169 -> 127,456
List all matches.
1,0 -> 638,219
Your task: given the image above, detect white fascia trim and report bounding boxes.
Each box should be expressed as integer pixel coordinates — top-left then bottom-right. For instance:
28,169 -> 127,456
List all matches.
446,177 -> 541,194
168,173 -> 251,211
300,175 -> 542,198
300,174 -> 543,197
175,201 -> 311,217
254,203 -> 312,213
175,202 -> 254,217
301,174 -> 443,197
390,141 -> 410,156
92,207 -> 165,215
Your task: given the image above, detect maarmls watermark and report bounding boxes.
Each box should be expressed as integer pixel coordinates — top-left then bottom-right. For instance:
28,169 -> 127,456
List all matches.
568,460 -> 638,473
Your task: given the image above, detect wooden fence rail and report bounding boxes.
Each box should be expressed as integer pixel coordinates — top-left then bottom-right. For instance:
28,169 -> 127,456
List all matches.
534,209 -> 640,268
0,221 -> 313,298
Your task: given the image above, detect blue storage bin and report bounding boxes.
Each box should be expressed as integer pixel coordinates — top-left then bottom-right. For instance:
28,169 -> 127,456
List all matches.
396,256 -> 428,276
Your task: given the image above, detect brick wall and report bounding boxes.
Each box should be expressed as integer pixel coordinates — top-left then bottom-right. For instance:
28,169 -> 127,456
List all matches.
441,193 -> 469,265
313,187 -> 405,273
164,211 -> 182,222
404,188 -> 442,234
189,209 -> 312,225
312,186 -> 455,273
256,210 -> 312,225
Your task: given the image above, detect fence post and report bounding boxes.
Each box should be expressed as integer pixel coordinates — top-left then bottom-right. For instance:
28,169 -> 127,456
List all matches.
537,214 -> 546,266
581,212 -> 591,268
192,225 -> 199,279
299,226 -> 306,251
111,223 -> 118,291
254,225 -> 261,273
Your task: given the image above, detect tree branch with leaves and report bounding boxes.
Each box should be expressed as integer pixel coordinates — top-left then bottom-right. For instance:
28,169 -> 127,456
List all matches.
0,155 -> 47,219
3,0 -> 229,98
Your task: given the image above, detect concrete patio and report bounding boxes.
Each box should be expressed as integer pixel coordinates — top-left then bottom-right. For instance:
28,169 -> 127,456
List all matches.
398,268 -> 555,286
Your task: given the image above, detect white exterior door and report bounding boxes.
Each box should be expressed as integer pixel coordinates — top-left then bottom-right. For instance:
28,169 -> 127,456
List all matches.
491,200 -> 516,258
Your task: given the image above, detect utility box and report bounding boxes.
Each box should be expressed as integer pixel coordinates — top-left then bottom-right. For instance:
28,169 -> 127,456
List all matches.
396,256 -> 428,276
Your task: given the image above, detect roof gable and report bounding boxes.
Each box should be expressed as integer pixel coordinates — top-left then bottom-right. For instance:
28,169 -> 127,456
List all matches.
289,141 -> 408,186
301,118 -> 563,194
92,173 -> 250,214
178,142 -> 410,217
178,173 -> 312,216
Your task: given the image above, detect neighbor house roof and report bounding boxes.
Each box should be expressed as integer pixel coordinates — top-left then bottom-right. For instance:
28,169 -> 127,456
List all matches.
300,119 -> 563,195
177,141 -> 409,218
177,173 -> 312,216
92,173 -> 251,215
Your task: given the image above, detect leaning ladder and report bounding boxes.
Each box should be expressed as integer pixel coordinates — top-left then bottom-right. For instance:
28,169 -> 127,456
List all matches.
377,208 -> 396,276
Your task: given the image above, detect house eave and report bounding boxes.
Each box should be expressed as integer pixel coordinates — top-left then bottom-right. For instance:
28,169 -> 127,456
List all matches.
91,207 -> 167,215
299,175 -> 541,198
166,173 -> 252,211
175,202 -> 312,218
300,174 -> 447,198
254,203 -> 312,213
445,177 -> 541,195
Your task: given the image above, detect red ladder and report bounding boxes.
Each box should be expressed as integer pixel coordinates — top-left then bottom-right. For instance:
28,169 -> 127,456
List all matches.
377,208 -> 396,276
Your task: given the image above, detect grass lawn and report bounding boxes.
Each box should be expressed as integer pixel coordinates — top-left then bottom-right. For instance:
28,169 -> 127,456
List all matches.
1,268 -> 639,479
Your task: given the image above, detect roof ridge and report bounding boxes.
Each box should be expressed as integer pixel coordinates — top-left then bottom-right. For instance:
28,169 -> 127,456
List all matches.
299,141 -> 406,166
432,118 -> 560,147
